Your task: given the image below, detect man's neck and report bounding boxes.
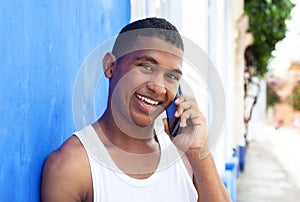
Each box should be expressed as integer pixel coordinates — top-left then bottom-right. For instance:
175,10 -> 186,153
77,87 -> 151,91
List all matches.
94,110 -> 159,154
93,111 -> 161,179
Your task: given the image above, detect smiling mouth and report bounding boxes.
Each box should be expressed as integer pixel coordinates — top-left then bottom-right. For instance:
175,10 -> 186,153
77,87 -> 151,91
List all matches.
135,94 -> 161,106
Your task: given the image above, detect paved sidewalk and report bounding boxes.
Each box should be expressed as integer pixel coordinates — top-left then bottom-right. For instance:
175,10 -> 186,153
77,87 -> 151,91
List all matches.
237,123 -> 300,202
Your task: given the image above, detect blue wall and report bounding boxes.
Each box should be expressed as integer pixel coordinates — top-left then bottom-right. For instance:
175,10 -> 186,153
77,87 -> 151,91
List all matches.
0,1 -> 130,201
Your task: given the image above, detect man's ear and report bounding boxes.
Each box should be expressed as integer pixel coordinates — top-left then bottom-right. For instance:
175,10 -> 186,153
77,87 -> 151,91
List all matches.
103,52 -> 117,78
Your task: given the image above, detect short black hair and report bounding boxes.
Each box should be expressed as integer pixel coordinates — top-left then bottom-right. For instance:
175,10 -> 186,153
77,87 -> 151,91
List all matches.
112,17 -> 184,58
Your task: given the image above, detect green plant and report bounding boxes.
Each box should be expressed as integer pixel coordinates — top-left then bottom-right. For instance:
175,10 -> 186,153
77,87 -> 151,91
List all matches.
292,82 -> 300,110
245,0 -> 295,77
266,75 -> 283,108
266,84 -> 280,108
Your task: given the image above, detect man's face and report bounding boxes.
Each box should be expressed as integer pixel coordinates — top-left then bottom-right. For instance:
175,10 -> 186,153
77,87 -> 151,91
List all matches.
109,36 -> 183,128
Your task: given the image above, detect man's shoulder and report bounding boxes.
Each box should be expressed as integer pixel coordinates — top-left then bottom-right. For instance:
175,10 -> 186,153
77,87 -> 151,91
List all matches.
44,135 -> 87,172
41,135 -> 92,201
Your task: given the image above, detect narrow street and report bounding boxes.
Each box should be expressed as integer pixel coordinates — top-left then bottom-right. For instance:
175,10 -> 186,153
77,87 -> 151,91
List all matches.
237,123 -> 300,201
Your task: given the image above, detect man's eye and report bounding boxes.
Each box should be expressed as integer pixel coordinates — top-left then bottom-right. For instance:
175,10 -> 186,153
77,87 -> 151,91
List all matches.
140,64 -> 153,71
167,73 -> 180,81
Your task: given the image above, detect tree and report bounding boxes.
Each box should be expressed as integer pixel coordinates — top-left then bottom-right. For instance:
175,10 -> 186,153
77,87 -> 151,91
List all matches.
245,0 -> 295,77
243,0 -> 294,140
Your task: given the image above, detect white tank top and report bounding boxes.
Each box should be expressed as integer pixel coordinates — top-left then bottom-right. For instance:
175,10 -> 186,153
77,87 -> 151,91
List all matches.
74,125 -> 198,202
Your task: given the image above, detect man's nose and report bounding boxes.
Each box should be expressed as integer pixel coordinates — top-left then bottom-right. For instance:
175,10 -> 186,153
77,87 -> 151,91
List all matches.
146,80 -> 167,95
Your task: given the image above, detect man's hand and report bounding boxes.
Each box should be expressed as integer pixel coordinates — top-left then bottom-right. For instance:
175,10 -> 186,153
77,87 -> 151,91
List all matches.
164,95 -> 231,202
164,94 -> 208,157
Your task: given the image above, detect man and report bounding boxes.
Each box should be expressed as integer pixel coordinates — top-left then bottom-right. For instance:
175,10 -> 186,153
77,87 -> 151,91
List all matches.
41,17 -> 231,202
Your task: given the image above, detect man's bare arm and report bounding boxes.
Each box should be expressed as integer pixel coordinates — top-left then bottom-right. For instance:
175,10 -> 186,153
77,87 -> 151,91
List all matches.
166,95 -> 231,201
187,150 -> 231,202
40,136 -> 92,202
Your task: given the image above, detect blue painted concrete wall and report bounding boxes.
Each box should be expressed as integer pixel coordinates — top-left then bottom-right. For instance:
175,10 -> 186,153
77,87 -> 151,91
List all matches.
0,1 -> 130,201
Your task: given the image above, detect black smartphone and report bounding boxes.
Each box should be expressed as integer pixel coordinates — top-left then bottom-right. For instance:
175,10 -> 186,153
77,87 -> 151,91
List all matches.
166,87 -> 182,137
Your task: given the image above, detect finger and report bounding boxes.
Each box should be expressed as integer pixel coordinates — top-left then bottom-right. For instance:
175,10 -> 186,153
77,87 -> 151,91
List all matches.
174,96 -> 197,117
178,99 -> 197,112
180,109 -> 207,127
162,118 -> 175,140
180,109 -> 199,127
174,95 -> 188,104
162,118 -> 169,133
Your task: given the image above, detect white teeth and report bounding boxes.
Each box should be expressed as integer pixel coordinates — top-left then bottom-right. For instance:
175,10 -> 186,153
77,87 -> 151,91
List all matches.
136,94 -> 159,105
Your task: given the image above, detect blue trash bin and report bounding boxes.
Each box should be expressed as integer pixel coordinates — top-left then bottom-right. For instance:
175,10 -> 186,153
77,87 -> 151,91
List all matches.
238,145 -> 247,172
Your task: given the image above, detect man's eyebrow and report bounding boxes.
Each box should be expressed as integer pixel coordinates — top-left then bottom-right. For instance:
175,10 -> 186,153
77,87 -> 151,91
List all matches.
135,55 -> 182,75
171,68 -> 183,76
135,56 -> 159,64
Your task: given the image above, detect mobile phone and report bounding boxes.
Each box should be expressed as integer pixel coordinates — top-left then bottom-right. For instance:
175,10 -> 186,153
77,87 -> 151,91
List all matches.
166,87 -> 182,137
